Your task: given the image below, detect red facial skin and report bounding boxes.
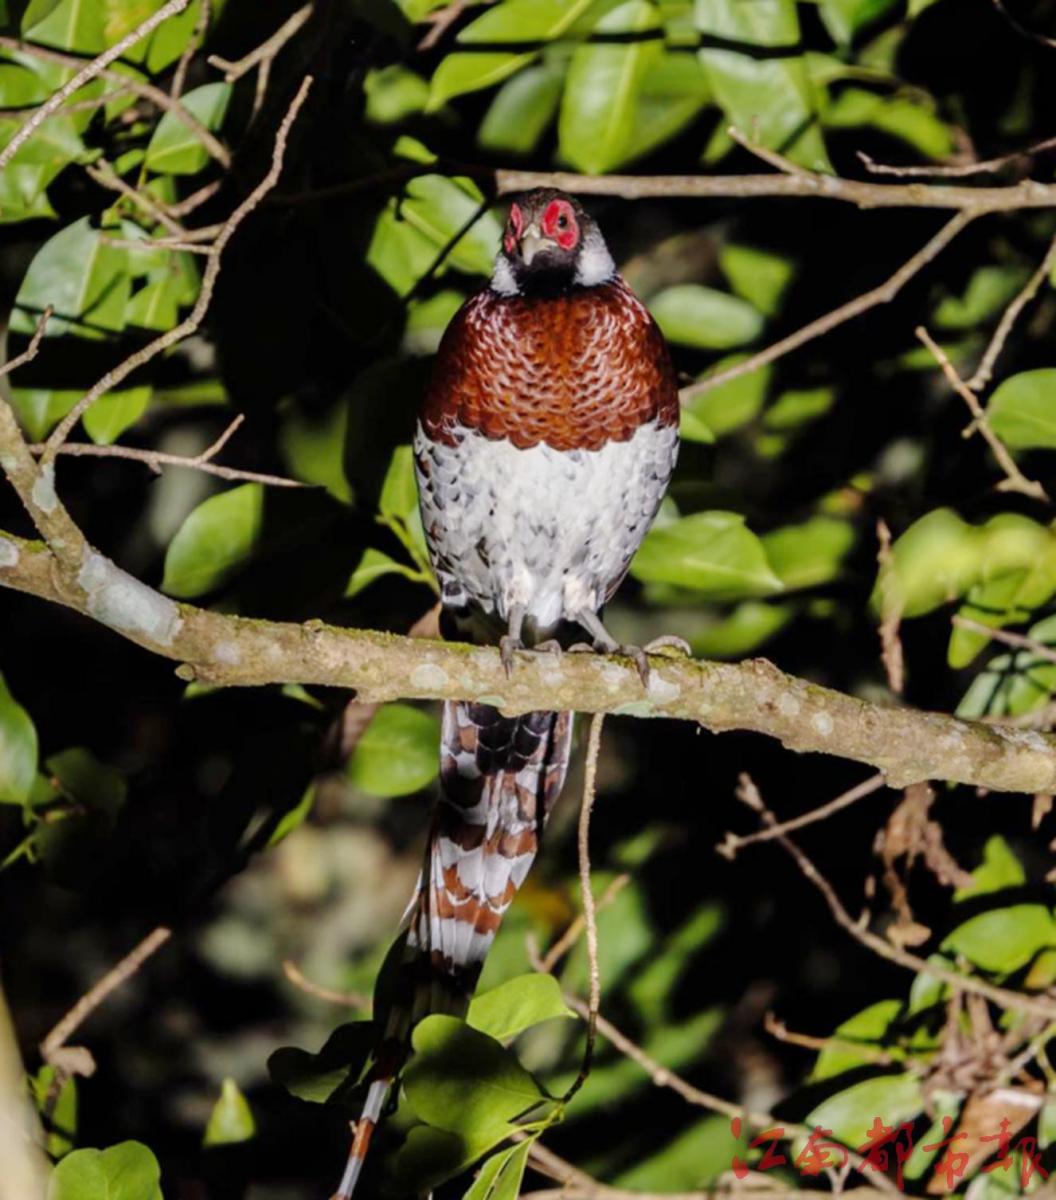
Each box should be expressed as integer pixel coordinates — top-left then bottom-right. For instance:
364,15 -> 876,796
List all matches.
541,198 -> 579,251
503,203 -> 523,255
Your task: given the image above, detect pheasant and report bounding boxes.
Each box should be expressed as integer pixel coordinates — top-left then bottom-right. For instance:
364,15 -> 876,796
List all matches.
333,188 -> 681,1198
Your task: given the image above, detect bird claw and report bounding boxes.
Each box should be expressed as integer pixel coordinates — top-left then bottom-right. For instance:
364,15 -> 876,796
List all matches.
643,634 -> 693,659
534,639 -> 563,661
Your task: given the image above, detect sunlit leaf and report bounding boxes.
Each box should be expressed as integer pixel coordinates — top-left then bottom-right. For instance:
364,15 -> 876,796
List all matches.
267,1023 -> 373,1104
346,703 -> 439,798
203,1078 -> 256,1146
463,1140 -> 533,1200
762,517 -> 855,591
145,82 -> 230,175
162,483 -> 264,598
719,243 -> 794,316
945,904 -> 1056,974
467,973 -> 574,1041
82,386 -> 151,446
632,511 -> 782,597
48,1141 -> 163,1200
988,369 -> 1056,450
479,61 -> 565,155
0,671 -> 37,806
649,285 -> 764,350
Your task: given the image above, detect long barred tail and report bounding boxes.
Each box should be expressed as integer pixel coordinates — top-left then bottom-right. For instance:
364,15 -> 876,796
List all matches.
333,701 -> 573,1199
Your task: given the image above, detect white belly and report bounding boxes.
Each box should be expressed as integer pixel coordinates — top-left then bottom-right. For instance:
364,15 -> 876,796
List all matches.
414,419 -> 678,639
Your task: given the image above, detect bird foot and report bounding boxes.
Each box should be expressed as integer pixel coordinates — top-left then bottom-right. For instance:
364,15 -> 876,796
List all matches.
499,634 -> 523,678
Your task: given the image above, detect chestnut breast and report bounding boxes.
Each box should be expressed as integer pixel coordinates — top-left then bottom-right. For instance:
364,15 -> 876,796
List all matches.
420,278 -> 680,453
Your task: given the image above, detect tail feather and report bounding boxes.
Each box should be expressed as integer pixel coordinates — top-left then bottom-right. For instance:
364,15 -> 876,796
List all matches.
336,701 -> 573,1196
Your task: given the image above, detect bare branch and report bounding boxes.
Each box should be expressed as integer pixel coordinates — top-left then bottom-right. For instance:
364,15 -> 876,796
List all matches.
680,214 -> 974,405
281,960 -> 370,1009
0,0 -> 192,174
0,306 -> 52,379
952,616 -> 1056,667
562,713 -> 605,1104
764,1011 -> 912,1068
87,158 -> 187,237
915,325 -> 1048,501
207,3 -> 312,82
0,978 -> 48,1200
40,926 -> 172,1071
537,873 -> 630,974
5,532 -> 1056,795
41,75 -> 313,461
0,36 -> 231,168
717,773 -> 886,861
967,232 -> 1056,391
735,774 -> 1056,1022
876,519 -> 905,696
858,134 -> 1056,179
170,0 -> 210,99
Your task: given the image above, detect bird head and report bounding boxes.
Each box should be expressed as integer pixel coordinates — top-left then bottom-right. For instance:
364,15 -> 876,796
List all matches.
491,188 -> 615,296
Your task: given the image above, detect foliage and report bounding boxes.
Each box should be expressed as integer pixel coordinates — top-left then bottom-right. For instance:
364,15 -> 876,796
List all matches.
4,0 -> 1056,1197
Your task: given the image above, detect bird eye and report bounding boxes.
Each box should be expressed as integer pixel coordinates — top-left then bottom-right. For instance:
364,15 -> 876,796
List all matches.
557,214 -> 568,229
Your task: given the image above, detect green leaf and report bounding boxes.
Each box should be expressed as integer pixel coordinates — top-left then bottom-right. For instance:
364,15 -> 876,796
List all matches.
479,62 -> 565,155
267,1023 -> 373,1104
32,1066 -> 77,1159
695,0 -> 830,171
0,672 -> 37,806
463,1140 -> 532,1200
613,1113 -> 744,1191
145,82 -> 230,175
82,386 -> 151,446
345,548 -> 419,598
690,599 -> 794,657
22,0 -> 105,53
764,386 -> 834,430
405,1016 -> 550,1142
346,704 -> 439,798
203,1078 -> 255,1147
817,0 -> 899,45
946,570 -> 1052,669
719,243 -> 794,316
460,0 -> 595,40
945,904 -> 1056,974
810,1000 -> 903,1081
1039,1096 -> 1056,1150
649,285 -> 764,350
11,216 -> 129,340
162,483 -> 264,598
685,358 -> 771,437
762,517 -> 855,591
632,511 -> 782,598
954,836 -> 1026,900
805,1074 -> 923,1149
558,1 -> 663,174
467,974 -> 574,1041
989,369 -> 1056,450
46,747 -> 126,815
48,1141 -> 163,1200
380,445 -> 420,523
428,52 -> 538,109
389,163 -> 504,278
933,264 -> 1030,332
871,508 -> 1056,620
365,65 -> 430,125
823,87 -> 954,159
621,50 -> 712,164
279,398 -> 352,504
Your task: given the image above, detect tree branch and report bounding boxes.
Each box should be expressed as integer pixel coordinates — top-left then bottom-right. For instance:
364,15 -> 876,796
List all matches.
0,0 -> 193,174
4,533 -> 1056,795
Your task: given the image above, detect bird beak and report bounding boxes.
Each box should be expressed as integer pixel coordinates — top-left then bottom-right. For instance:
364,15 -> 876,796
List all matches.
518,223 -> 557,265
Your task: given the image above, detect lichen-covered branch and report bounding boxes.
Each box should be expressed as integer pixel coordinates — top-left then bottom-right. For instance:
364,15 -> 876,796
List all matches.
2,530 -> 1055,796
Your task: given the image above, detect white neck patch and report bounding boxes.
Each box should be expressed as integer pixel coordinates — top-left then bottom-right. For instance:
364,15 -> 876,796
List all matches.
574,235 -> 616,287
490,255 -> 518,296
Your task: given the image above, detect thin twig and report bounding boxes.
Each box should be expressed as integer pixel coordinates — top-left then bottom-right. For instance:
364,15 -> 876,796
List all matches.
0,84 -> 134,120
681,214 -> 975,404
952,616 -> 1056,667
992,0 -> 1056,49
0,36 -> 230,168
562,713 -> 605,1104
417,0 -> 471,51
87,158 -> 187,237
916,325 -> 1048,501
207,3 -> 312,81
41,75 -> 313,461
170,0 -> 210,99
281,960 -> 370,1009
858,135 -> 1056,179
538,873 -> 630,974
967,232 -> 1056,391
876,519 -> 905,696
735,773 -> 1056,1022
763,1011 -> 912,1068
0,1 -> 192,174
717,773 -> 885,861
39,926 -> 172,1066
167,178 -> 222,219
28,414 -> 305,489
0,307 -> 52,379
